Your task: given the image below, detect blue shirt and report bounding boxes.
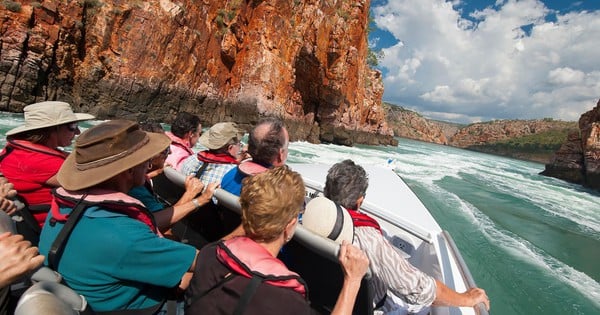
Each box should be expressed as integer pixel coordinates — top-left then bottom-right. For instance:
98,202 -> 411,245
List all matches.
220,166 -> 248,196
39,204 -> 197,312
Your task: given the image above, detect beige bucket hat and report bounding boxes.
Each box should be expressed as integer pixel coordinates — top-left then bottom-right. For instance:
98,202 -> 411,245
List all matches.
58,120 -> 170,191
199,122 -> 244,150
6,101 -> 95,136
302,196 -> 354,244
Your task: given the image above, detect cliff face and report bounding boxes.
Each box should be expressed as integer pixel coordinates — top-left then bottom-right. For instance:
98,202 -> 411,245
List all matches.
0,0 -> 395,146
541,99 -> 600,190
384,103 -> 456,145
449,120 -> 576,148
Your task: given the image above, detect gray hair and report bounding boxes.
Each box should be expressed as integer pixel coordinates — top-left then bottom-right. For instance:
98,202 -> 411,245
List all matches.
324,159 -> 368,210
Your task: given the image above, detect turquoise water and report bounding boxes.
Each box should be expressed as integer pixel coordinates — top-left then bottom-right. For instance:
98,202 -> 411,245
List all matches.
1,112 -> 599,314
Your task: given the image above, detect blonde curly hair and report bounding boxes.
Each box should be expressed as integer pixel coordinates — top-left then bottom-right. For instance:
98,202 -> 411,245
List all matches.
240,165 -> 305,243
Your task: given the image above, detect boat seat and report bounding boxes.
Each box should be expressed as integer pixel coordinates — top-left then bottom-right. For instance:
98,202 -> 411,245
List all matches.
14,281 -> 90,315
284,238 -> 374,314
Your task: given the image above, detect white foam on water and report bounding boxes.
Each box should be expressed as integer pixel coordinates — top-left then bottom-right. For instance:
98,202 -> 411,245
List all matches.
429,185 -> 600,307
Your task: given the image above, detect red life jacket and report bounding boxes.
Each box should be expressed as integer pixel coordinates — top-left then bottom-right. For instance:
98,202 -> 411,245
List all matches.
347,208 -> 382,233
196,151 -> 238,164
218,237 -> 307,296
51,187 -> 158,234
0,139 -> 68,162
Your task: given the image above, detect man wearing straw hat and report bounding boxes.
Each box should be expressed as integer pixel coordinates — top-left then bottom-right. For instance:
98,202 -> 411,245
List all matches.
0,101 -> 95,244
38,120 -> 207,314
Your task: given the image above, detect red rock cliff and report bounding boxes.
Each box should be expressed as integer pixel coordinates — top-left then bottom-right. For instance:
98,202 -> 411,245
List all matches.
541,99 -> 600,190
0,0 -> 395,146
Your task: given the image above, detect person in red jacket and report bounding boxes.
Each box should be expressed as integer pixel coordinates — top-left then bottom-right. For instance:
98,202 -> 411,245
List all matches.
0,101 -> 94,243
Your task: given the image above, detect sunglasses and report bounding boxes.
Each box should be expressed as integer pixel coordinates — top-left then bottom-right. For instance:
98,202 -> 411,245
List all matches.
66,123 -> 78,132
161,147 -> 171,156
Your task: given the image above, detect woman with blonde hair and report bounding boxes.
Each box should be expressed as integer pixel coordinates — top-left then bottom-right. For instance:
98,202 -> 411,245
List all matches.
185,166 -> 369,314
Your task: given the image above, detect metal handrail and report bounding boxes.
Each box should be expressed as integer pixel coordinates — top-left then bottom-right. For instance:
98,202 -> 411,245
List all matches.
442,231 -> 490,315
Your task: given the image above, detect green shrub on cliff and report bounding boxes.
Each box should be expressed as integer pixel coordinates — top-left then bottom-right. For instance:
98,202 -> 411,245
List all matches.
3,0 -> 21,12
467,128 -> 577,163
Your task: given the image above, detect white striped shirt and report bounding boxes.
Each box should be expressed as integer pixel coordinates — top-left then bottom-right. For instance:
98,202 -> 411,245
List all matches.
353,226 -> 436,312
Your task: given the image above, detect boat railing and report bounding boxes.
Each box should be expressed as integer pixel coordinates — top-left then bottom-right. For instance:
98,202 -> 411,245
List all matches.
442,231 -> 490,315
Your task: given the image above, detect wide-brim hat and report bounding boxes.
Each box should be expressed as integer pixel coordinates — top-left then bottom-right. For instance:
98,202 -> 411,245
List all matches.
58,120 -> 170,191
6,101 -> 95,136
302,196 -> 354,244
199,122 -> 245,150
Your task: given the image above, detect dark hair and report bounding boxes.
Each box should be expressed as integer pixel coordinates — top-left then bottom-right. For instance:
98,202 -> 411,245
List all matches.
9,127 -> 52,144
247,117 -> 286,165
170,112 -> 200,138
138,122 -> 165,133
324,159 -> 368,210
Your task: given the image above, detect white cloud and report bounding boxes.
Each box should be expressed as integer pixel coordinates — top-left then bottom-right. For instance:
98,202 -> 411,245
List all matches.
548,67 -> 585,85
373,0 -> 600,123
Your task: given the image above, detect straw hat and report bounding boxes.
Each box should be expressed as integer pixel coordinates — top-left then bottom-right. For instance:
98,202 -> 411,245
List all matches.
302,196 -> 354,244
57,120 -> 170,191
199,122 -> 244,150
6,101 -> 95,136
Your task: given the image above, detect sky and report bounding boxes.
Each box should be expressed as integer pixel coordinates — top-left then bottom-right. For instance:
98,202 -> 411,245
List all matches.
369,0 -> 600,124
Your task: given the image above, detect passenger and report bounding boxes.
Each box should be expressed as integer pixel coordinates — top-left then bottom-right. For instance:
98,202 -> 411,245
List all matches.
185,166 -> 370,315
165,112 -> 202,171
180,122 -> 245,185
38,120 -> 203,313
303,160 -> 490,314
220,117 -> 288,196
136,122 -> 168,179
0,101 -> 94,243
127,122 -> 218,233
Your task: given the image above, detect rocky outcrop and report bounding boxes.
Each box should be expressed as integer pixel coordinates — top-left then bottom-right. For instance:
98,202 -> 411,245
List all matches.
449,120 -> 576,148
0,0 -> 395,146
383,103 -> 457,145
542,99 -> 600,190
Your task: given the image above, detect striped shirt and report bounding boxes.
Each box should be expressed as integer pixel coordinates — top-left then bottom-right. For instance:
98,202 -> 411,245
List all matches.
353,226 -> 436,312
180,154 -> 236,186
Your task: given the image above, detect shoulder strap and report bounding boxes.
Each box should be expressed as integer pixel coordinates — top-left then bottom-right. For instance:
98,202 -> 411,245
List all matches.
14,197 -> 45,235
233,275 -> 264,315
194,162 -> 210,179
48,196 -> 89,270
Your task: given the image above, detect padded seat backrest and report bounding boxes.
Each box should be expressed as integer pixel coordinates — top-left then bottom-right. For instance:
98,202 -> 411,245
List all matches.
284,238 -> 373,315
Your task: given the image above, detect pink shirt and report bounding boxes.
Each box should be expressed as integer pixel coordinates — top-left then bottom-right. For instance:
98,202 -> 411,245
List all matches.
165,132 -> 194,171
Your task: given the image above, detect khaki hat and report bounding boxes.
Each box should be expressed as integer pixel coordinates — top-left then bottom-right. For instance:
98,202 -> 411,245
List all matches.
302,196 -> 354,244
58,120 -> 170,191
199,122 -> 244,150
6,101 -> 95,136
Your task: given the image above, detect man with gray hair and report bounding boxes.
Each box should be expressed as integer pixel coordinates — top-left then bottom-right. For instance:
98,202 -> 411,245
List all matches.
220,117 -> 289,196
321,159 -> 490,314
